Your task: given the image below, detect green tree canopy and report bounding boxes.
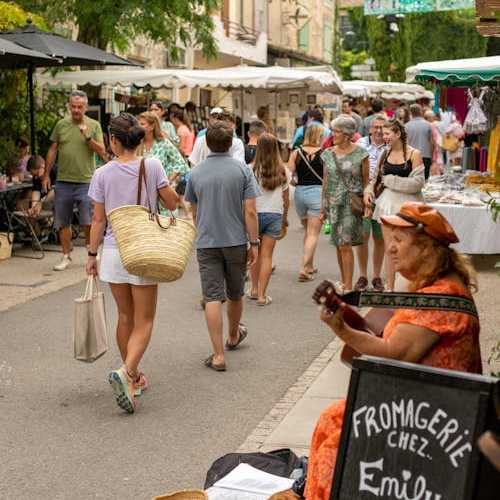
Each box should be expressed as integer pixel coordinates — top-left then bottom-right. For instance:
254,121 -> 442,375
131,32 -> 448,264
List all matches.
345,8 -> 487,82
16,0 -> 220,59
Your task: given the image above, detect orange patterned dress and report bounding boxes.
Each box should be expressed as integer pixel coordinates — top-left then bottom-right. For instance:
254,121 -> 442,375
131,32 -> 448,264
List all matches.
304,278 -> 482,500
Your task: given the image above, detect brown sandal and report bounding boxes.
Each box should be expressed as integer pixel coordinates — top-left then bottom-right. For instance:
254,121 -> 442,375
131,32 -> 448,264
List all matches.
225,324 -> 248,350
204,354 -> 226,372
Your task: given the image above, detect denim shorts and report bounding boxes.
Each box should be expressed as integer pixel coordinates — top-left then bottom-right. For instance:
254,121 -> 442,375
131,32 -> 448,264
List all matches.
258,212 -> 282,239
294,185 -> 322,219
197,245 -> 247,302
54,181 -> 93,229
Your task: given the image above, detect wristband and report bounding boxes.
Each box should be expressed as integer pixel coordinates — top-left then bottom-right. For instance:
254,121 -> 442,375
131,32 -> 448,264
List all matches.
85,136 -> 92,142
88,250 -> 98,257
249,240 -> 260,247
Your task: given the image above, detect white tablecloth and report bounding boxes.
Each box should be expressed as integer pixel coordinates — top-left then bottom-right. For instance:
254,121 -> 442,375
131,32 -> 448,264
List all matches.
428,203 -> 500,254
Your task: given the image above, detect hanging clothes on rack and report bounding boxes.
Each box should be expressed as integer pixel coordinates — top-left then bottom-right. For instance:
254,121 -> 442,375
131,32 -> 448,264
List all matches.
463,88 -> 488,135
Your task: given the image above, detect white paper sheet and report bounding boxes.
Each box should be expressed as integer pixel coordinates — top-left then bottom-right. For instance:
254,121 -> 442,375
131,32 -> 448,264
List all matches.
206,463 -> 294,500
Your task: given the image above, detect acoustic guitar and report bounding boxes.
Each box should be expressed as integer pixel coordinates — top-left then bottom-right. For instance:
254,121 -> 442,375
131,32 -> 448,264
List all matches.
312,280 -> 394,367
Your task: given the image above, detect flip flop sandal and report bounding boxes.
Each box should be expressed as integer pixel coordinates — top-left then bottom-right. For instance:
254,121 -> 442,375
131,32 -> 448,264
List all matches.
246,291 -> 258,300
204,354 -> 226,372
298,272 -> 314,282
257,296 -> 273,306
108,368 -> 136,414
225,324 -> 248,351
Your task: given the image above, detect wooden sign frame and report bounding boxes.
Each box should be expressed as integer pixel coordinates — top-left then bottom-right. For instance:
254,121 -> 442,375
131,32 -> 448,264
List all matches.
330,356 -> 499,500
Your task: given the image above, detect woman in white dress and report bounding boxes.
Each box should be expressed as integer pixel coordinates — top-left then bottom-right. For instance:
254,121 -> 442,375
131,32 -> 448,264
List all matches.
365,118 -> 425,291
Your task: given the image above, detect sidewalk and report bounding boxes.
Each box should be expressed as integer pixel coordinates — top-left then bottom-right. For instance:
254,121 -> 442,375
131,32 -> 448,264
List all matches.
238,338 -> 350,456
0,246 -> 87,312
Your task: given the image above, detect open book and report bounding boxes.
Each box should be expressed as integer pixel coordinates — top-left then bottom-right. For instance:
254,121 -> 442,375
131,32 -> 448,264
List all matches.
206,463 -> 294,500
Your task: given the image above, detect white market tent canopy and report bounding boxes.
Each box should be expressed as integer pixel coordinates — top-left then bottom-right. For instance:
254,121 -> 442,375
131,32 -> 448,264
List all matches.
342,80 -> 434,101
38,64 -> 344,94
406,56 -> 500,84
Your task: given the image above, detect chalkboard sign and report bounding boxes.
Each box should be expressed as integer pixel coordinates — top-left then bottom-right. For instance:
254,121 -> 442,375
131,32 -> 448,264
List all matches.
331,356 -> 499,500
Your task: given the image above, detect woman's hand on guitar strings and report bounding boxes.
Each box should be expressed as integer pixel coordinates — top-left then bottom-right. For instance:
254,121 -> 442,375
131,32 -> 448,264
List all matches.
319,303 -> 348,337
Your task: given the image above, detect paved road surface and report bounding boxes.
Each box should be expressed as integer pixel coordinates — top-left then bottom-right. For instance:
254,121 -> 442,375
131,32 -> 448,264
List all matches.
0,221 -> 339,500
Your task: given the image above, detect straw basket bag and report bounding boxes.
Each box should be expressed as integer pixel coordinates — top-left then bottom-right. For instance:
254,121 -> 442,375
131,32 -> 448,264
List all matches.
152,490 -> 207,500
108,159 -> 196,282
0,232 -> 14,260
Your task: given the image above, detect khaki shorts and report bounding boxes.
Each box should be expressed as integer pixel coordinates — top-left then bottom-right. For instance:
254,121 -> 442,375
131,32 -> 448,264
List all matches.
197,245 -> 247,302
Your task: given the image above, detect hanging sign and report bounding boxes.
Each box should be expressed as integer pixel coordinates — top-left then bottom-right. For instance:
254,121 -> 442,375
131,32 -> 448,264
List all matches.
364,0 -> 475,15
330,356 -> 500,500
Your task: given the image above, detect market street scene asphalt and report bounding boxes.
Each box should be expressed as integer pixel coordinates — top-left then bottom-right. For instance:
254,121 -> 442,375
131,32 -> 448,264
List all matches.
0,218 -> 337,500
1,212 -> 499,500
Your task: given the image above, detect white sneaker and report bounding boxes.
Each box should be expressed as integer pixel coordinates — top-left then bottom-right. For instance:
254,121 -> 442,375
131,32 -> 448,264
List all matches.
53,254 -> 72,271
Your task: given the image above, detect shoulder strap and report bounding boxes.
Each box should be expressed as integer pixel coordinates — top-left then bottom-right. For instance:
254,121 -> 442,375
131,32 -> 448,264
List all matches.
353,291 -> 478,319
297,147 -> 323,184
136,158 -> 153,213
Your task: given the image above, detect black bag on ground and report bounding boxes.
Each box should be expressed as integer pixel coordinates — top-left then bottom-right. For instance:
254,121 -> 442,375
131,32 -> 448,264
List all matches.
204,448 -> 300,489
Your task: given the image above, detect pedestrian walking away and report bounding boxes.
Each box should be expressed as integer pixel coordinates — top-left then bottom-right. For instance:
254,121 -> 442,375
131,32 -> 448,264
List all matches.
355,114 -> 387,292
185,121 -> 260,372
365,118 -> 425,291
44,90 -> 106,271
86,113 -> 179,414
249,133 -> 290,306
245,120 -> 267,166
321,115 -> 369,294
288,124 -> 325,282
189,109 -> 245,167
406,103 -> 434,180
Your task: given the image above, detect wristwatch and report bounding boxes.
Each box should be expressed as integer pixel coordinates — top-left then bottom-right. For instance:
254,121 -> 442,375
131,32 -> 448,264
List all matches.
85,136 -> 92,142
249,240 -> 260,247
88,250 -> 98,257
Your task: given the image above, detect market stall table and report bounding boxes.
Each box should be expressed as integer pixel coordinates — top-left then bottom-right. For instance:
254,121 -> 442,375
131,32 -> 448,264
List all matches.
428,202 -> 500,254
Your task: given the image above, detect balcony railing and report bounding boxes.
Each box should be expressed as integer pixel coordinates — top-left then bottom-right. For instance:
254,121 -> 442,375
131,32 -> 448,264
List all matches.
220,18 -> 259,45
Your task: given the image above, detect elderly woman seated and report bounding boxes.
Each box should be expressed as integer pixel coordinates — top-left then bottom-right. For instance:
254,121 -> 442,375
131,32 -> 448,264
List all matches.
278,202 -> 482,500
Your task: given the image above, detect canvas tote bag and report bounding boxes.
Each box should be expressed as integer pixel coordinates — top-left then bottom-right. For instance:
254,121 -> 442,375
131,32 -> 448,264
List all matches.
74,276 -> 108,362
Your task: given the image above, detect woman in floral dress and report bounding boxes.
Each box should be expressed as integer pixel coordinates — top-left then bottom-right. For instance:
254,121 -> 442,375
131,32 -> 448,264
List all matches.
320,115 -> 369,293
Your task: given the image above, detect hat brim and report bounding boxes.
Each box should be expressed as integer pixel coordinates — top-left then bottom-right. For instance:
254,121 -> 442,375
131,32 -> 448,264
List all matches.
380,215 -> 416,228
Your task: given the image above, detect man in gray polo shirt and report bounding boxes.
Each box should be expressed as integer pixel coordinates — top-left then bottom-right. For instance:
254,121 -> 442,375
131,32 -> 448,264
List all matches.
185,121 -> 260,372
406,103 -> 434,180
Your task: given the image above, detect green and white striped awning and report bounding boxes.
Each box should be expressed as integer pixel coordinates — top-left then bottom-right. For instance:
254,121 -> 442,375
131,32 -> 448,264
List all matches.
406,56 -> 500,85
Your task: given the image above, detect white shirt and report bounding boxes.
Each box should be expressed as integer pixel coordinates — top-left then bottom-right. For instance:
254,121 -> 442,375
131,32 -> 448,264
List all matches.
189,135 -> 245,166
356,136 -> 386,179
255,171 -> 290,214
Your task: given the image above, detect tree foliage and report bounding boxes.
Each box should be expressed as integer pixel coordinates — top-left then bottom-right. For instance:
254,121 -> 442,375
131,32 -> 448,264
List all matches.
17,0 -> 220,60
339,50 -> 368,80
347,8 -> 487,82
0,2 -> 65,172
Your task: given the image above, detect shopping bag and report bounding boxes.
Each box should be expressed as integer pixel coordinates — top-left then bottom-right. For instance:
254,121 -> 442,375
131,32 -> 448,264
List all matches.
73,276 -> 108,362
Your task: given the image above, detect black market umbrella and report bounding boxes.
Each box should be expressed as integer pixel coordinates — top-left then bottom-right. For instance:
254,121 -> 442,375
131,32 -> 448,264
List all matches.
0,37 -> 57,68
0,19 -> 134,154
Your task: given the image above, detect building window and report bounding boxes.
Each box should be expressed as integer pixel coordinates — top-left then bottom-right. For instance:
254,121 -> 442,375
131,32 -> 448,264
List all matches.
323,24 -> 333,62
298,21 -> 310,51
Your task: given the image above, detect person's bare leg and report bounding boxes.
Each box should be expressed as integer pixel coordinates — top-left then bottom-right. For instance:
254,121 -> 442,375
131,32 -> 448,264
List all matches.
302,216 -> 322,274
249,249 -> 261,297
204,301 -> 225,365
227,298 -> 243,345
257,236 -> 277,301
59,226 -> 72,255
336,247 -> 345,284
109,283 -> 135,362
124,285 -> 158,377
381,225 -> 395,290
339,245 -> 354,291
372,236 -> 385,279
355,232 -> 370,279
